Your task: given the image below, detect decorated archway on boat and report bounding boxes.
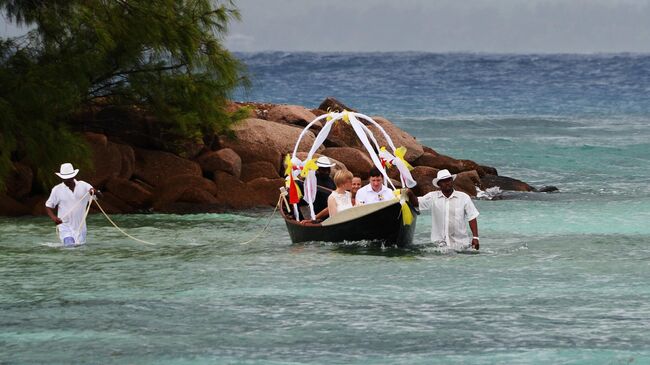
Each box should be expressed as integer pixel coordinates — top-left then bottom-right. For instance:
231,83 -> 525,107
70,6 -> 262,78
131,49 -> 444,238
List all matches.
284,111 -> 417,221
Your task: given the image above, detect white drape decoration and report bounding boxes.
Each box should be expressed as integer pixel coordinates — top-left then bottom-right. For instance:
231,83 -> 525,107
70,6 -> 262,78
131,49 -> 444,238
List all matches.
287,111 -> 417,220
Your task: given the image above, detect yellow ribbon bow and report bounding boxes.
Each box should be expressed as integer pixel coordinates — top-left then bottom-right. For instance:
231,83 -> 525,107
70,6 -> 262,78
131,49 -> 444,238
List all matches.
394,146 -> 414,170
379,146 -> 393,169
393,189 -> 413,226
342,110 -> 350,124
284,154 -> 294,177
401,201 -> 414,225
300,158 -> 318,178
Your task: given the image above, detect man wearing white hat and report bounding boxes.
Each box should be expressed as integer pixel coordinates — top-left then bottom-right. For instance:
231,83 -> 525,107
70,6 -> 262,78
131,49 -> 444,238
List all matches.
407,169 -> 480,250
45,163 -> 99,246
312,156 -> 337,213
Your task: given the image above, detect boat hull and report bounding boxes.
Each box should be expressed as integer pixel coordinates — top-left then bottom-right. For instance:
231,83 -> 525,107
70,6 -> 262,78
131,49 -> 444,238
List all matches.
282,201 -> 418,247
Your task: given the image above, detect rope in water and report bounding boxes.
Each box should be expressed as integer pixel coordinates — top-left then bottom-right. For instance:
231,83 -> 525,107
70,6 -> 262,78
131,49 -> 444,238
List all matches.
92,199 -> 156,245
54,192 -> 283,246
238,195 -> 282,245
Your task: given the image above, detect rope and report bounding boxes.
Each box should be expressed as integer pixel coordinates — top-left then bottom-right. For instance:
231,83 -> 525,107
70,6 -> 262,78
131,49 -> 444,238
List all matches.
92,199 -> 156,245
239,195 -> 282,245
55,191 -> 92,244
53,192 -> 282,247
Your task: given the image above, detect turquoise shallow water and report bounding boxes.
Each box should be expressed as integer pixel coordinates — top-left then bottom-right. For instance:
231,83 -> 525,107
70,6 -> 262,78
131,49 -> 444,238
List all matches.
1,205 -> 649,364
3,53 -> 650,364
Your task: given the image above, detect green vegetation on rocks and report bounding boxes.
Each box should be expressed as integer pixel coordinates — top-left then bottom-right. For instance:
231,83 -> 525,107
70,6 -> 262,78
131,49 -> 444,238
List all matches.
0,0 -> 248,190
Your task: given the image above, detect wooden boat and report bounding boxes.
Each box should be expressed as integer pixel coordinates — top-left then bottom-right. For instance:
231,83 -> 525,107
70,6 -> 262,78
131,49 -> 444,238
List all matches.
281,196 -> 418,247
281,111 -> 420,247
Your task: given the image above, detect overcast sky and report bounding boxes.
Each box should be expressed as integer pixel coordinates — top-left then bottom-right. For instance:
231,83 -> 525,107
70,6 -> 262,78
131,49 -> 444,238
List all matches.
225,0 -> 650,53
3,1 -> 650,53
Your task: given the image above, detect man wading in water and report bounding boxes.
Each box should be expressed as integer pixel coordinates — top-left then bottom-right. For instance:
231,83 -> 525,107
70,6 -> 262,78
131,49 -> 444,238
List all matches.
407,169 -> 480,251
45,163 -> 101,246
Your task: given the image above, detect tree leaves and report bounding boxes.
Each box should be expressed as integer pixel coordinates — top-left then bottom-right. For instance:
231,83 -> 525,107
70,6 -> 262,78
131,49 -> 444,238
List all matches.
0,0 -> 247,190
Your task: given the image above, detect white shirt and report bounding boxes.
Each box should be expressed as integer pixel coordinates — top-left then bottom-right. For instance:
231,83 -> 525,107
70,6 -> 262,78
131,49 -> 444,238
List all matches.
328,191 -> 353,216
45,180 -> 94,243
355,184 -> 394,205
417,190 -> 479,249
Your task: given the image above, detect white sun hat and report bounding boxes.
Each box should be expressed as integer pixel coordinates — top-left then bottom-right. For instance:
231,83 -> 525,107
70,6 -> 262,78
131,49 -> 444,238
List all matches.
432,169 -> 456,188
316,156 -> 336,168
55,163 -> 79,179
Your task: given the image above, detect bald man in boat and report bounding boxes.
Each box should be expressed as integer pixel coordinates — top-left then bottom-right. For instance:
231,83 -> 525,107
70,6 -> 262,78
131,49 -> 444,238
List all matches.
407,169 -> 480,251
45,163 -> 100,246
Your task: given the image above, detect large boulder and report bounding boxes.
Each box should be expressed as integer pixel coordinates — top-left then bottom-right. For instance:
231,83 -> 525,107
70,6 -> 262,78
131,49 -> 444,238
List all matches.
105,177 -> 153,208
5,162 -> 33,199
368,117 -> 424,163
0,194 -> 31,216
212,172 -> 283,209
481,175 -> 534,192
82,132 -> 123,188
321,147 -> 374,179
247,177 -> 285,207
410,166 -> 439,196
153,174 -> 218,210
116,143 -> 135,179
324,119 -> 362,148
480,165 -> 498,176
134,148 -> 201,187
219,118 -> 319,167
267,105 -> 317,127
318,97 -> 357,113
195,148 -> 242,178
413,152 -> 465,174
213,171 -> 254,209
454,170 -> 481,197
240,161 -> 281,182
178,188 -> 219,205
94,191 -> 136,214
422,145 -> 440,157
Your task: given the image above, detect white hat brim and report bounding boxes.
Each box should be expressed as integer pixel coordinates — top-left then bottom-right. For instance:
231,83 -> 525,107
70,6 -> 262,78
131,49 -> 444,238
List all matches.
55,169 -> 79,179
432,174 -> 456,188
316,162 -> 335,168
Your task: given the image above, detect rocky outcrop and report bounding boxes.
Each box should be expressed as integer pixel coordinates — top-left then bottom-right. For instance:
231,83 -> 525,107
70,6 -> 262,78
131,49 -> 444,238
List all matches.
318,97 -> 357,113
134,148 -> 202,187
481,175 -> 534,192
5,162 -> 33,200
266,105 -> 317,128
240,161 -> 281,182
82,132 -> 123,187
410,166 -> 439,196
153,174 -> 218,210
455,170 -> 481,197
368,117 -> 424,163
0,194 -> 31,216
105,177 -> 153,209
320,147 -> 374,179
195,148 -> 242,178
0,97 -> 545,216
219,118 -> 319,167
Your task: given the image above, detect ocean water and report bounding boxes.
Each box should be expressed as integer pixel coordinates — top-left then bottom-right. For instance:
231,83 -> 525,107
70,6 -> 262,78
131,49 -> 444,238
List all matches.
2,53 -> 649,364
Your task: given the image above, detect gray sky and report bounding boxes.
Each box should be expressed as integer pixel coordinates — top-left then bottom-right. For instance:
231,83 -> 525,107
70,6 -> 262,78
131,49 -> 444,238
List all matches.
225,0 -> 650,53
2,1 -> 650,53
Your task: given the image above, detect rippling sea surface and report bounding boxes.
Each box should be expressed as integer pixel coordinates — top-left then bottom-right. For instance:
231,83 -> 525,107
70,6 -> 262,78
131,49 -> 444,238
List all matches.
2,53 -> 650,364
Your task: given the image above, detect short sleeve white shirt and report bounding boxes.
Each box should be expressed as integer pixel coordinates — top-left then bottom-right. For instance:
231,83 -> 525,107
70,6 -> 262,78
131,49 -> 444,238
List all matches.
417,190 -> 479,249
45,180 -> 94,243
355,184 -> 394,205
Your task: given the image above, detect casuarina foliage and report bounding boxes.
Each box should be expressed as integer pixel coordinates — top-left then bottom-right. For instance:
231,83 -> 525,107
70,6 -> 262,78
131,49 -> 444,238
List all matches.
0,0 -> 248,189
